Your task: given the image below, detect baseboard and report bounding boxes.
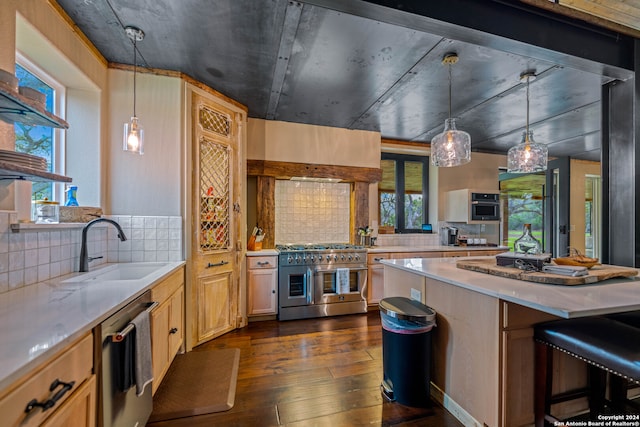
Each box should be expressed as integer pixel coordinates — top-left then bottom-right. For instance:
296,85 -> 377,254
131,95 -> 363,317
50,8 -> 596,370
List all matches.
430,382 -> 483,427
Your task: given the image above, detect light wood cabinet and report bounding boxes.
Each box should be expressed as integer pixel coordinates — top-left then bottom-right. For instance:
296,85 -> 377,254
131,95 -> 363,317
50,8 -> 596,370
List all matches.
187,86 -> 246,349
247,255 -> 278,316
150,267 -> 185,395
0,332 -> 95,427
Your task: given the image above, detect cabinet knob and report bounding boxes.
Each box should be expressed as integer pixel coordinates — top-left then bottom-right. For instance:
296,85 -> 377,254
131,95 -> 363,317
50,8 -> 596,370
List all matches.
272,290 -> 276,294
170,327 -> 178,334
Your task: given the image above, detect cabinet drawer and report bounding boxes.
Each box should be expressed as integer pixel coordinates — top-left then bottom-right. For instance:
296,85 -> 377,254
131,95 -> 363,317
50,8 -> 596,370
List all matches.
367,253 -> 390,264
0,332 -> 93,427
248,256 -> 277,269
150,267 -> 184,303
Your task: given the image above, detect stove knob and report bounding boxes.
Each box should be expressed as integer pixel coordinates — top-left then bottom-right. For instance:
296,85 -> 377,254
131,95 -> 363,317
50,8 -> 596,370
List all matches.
354,254 -> 360,261
310,255 -> 315,262
341,254 -> 346,260
348,255 -> 353,261
295,255 -> 300,263
287,256 -> 293,264
334,255 -> 338,261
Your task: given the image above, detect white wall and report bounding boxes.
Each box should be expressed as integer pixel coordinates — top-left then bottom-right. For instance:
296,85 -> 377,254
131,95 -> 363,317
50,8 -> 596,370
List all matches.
107,69 -> 183,216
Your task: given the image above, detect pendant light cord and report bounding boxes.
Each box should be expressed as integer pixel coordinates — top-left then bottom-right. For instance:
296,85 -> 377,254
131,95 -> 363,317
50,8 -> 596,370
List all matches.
525,75 -> 530,144
448,62 -> 452,119
133,38 -> 137,117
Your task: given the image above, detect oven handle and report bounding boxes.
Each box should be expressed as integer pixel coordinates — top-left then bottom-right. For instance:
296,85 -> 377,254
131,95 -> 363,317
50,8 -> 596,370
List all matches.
306,268 -> 313,304
313,266 -> 368,273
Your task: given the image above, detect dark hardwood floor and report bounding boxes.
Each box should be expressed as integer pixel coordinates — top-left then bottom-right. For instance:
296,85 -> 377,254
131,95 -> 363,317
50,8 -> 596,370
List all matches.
147,311 -> 463,426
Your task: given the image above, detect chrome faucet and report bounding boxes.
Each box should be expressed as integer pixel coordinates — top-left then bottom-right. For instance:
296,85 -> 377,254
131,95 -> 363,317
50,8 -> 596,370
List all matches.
79,218 -> 127,272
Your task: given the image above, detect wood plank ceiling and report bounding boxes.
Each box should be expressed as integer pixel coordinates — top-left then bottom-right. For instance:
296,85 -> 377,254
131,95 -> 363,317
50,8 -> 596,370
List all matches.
52,0 -> 637,163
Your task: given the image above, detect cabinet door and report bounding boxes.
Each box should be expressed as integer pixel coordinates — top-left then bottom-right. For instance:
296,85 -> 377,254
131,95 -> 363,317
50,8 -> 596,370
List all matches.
368,264 -> 385,306
41,375 -> 96,427
189,88 -> 244,349
195,271 -> 234,343
168,286 -> 184,358
151,300 -> 170,394
248,268 -> 277,315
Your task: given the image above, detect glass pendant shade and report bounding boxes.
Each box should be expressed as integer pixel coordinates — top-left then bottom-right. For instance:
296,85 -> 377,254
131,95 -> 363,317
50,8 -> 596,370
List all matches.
431,118 -> 471,167
123,116 -> 144,154
507,130 -> 547,173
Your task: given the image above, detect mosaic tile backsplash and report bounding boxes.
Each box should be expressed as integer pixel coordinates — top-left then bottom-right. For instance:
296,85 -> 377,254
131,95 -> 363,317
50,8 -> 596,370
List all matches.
0,212 -> 183,294
275,180 -> 351,244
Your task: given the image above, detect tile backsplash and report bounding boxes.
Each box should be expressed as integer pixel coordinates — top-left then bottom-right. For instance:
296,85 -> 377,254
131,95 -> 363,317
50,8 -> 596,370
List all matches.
0,212 -> 183,294
275,180 -> 350,244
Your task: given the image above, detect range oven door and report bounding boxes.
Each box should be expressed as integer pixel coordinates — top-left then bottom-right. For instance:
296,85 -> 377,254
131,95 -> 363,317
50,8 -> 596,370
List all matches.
279,266 -> 313,308
314,267 -> 367,304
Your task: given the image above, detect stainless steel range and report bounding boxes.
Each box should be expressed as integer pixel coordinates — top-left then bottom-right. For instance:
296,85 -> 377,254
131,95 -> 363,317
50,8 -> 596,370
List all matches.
277,243 -> 368,320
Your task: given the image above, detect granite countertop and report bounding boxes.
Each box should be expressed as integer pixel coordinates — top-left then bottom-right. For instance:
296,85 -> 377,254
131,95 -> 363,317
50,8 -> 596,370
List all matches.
0,261 -> 186,391
381,256 -> 640,319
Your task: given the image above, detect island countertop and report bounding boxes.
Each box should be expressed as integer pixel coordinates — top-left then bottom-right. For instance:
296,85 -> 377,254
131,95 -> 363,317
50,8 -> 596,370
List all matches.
381,256 -> 640,318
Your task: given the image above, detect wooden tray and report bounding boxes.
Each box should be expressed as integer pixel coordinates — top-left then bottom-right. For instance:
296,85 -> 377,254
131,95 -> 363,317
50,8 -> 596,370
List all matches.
456,258 -> 638,286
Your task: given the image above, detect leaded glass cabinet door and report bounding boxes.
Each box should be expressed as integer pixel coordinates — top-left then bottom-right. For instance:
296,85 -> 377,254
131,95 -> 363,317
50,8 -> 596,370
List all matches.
191,91 -> 241,346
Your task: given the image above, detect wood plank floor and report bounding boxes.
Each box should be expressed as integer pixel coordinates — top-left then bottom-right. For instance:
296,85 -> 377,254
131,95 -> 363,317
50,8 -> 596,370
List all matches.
147,311 -> 464,427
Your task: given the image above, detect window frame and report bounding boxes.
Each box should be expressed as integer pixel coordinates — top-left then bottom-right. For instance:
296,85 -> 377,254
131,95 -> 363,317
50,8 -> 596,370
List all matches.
15,52 -> 66,202
379,152 -> 429,233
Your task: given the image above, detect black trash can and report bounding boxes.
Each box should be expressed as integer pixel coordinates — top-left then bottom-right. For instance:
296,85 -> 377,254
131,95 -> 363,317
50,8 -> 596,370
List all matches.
379,296 -> 436,407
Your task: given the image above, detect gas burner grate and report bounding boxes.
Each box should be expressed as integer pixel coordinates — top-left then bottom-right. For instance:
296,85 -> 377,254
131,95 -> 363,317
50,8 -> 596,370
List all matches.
276,243 -> 365,251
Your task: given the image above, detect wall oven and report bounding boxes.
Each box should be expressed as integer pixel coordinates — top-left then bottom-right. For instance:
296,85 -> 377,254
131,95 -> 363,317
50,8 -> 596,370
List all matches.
470,192 -> 500,222
277,244 -> 368,320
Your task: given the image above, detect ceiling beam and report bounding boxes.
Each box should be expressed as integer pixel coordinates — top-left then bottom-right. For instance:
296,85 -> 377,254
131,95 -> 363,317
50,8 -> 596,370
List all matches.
300,0 -> 635,80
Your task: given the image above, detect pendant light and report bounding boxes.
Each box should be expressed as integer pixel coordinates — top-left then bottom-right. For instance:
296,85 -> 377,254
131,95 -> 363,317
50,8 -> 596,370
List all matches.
507,72 -> 548,173
431,53 -> 471,167
123,26 -> 145,155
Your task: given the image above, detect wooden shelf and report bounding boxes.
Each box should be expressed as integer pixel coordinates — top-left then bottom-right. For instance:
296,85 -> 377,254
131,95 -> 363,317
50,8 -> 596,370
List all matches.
0,160 -> 72,182
0,86 -> 68,129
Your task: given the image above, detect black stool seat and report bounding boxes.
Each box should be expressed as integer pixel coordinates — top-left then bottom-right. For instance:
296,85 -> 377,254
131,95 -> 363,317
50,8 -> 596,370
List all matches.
535,317 -> 640,382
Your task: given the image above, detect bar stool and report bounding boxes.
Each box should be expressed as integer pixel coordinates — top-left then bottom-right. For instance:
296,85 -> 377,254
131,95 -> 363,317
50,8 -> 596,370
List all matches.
606,311 -> 640,406
534,317 -> 640,427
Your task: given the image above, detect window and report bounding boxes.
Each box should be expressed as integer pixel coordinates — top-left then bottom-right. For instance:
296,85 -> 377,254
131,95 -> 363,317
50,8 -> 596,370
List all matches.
14,56 -> 65,201
379,153 -> 429,233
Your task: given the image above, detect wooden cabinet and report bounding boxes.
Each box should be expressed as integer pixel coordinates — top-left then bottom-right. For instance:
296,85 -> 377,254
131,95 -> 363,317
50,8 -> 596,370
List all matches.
188,86 -> 246,349
150,267 -> 185,394
0,332 -> 95,427
247,255 -> 278,316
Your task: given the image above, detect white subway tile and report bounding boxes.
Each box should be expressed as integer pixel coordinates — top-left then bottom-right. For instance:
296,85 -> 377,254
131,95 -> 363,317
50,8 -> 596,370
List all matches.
144,217 -> 157,229
37,264 -> 50,283
0,272 -> 8,293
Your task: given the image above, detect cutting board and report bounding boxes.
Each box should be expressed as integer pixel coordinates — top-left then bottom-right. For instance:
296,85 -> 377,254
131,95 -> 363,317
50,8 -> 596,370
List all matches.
456,258 -> 639,285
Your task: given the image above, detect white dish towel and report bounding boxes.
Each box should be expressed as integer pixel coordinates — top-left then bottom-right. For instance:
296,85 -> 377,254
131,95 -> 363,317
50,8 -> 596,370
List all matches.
336,268 -> 350,294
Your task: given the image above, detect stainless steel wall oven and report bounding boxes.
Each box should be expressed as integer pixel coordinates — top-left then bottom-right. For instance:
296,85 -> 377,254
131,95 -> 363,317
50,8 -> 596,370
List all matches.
277,244 -> 368,320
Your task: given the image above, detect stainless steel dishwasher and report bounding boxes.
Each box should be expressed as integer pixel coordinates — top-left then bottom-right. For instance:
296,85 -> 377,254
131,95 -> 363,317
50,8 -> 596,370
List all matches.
98,290 -> 156,427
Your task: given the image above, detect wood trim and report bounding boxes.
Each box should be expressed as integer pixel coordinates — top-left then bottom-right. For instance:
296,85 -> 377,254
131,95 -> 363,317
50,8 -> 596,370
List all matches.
381,138 -> 431,149
517,0 -> 640,39
256,176 -> 275,249
108,63 -> 249,113
247,159 -> 382,183
352,182 -> 369,243
48,0 -> 109,67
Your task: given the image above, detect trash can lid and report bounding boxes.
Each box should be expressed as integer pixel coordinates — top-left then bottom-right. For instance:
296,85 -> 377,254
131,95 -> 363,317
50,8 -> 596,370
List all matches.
379,296 -> 436,323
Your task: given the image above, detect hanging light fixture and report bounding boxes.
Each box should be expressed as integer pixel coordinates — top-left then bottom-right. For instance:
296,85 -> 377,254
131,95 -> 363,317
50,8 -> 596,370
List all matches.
431,53 -> 471,167
507,72 -> 548,173
123,26 -> 145,155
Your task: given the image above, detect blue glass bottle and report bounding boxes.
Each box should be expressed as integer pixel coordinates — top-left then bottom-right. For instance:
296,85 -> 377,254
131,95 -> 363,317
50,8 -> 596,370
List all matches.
65,185 -> 79,206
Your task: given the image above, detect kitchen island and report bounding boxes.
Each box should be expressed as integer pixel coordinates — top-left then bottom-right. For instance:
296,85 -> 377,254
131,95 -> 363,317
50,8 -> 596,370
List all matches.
381,256 -> 640,427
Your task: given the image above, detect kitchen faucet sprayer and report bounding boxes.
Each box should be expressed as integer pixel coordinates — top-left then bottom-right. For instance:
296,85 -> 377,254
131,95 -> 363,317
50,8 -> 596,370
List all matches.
79,218 -> 127,272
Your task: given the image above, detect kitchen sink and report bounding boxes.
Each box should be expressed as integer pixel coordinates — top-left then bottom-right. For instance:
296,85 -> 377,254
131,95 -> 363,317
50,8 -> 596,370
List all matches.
62,262 -> 170,283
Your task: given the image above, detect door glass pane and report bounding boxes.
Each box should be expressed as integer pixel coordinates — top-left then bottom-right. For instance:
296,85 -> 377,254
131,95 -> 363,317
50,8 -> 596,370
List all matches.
499,173 -> 545,250
404,161 -> 423,229
379,159 -> 396,227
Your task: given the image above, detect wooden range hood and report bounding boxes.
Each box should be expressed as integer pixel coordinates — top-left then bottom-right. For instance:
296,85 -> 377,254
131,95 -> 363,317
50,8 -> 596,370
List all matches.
247,159 -> 382,249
